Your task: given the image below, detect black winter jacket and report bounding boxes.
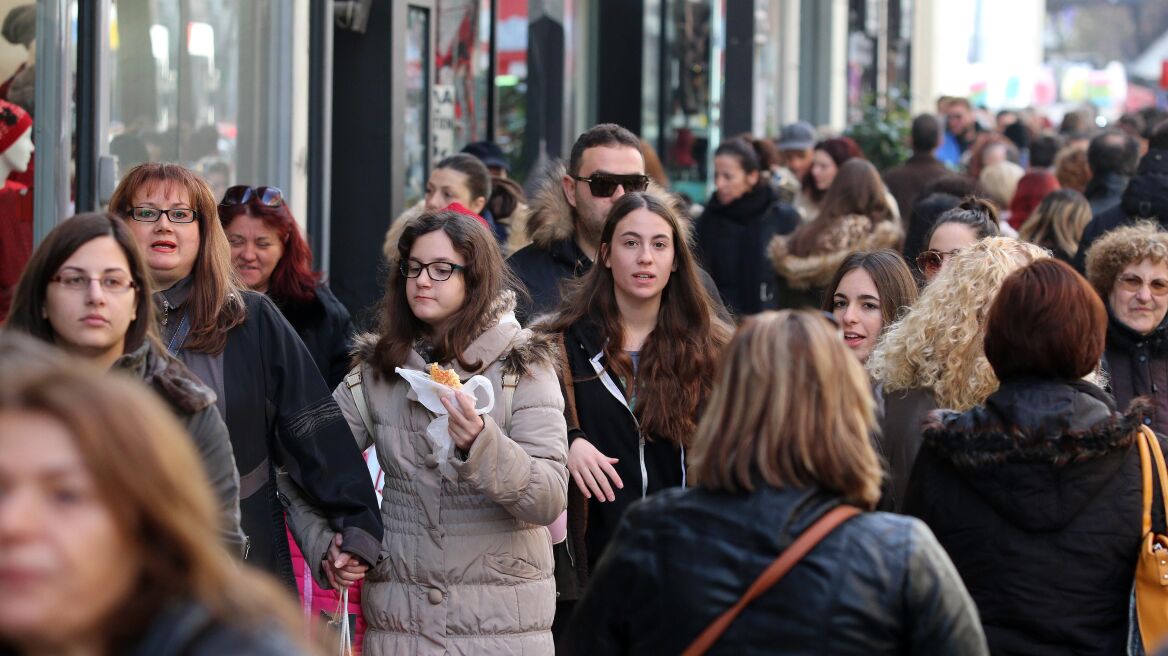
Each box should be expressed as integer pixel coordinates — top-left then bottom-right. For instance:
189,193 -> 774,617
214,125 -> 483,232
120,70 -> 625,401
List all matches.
696,183 -> 800,315
1104,310 -> 1168,436
904,379 -> 1160,656
125,601 -> 309,656
1074,149 -> 1168,272
274,282 -> 355,389
563,485 -> 989,655
557,318 -> 689,579
158,282 -> 383,586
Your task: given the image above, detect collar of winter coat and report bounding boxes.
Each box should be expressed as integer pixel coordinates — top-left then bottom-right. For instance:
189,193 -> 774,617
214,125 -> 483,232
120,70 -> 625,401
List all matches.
112,339 -> 218,414
702,182 -> 779,225
766,217 -> 903,290
1106,306 -> 1168,355
1121,149 -> 1168,220
1083,170 -> 1129,202
154,273 -> 195,313
354,290 -> 558,379
525,160 -> 578,250
920,379 -> 1149,529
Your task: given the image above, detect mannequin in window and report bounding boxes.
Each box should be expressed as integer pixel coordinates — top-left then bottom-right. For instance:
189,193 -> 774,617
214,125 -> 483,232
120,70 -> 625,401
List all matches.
0,99 -> 34,321
0,3 -> 34,188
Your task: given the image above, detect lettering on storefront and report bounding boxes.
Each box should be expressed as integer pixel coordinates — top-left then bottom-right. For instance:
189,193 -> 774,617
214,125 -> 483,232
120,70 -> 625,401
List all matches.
432,85 -> 456,160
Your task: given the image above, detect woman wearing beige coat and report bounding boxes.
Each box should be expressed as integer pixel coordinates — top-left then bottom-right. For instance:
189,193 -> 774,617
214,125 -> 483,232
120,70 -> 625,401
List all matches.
338,208 -> 567,655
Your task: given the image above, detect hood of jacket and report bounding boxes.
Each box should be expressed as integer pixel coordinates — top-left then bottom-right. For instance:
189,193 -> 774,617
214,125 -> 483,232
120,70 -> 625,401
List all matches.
112,339 -> 217,414
353,290 -> 559,379
921,379 -> 1150,531
702,183 -> 780,226
1121,149 -> 1168,221
767,217 -> 903,290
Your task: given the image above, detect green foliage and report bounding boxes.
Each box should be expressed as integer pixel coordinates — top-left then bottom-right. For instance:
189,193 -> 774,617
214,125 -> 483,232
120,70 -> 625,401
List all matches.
845,95 -> 912,172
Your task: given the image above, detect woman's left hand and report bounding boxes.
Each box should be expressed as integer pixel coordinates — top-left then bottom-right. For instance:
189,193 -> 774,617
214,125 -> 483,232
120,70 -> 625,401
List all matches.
442,390 -> 484,453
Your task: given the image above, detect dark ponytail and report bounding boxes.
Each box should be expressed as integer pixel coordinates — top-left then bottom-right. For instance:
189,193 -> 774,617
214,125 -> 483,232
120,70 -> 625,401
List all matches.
925,196 -> 1002,245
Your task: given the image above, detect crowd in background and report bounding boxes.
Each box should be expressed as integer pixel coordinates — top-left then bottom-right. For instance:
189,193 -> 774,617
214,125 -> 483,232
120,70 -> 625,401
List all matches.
4,95 -> 1168,655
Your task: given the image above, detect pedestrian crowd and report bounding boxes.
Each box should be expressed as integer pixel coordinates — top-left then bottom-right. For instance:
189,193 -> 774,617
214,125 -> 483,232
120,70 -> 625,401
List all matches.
3,98 -> 1168,656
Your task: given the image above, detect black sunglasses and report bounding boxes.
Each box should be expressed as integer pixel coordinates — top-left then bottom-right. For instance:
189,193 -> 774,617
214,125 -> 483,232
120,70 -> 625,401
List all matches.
570,173 -> 650,198
219,185 -> 284,208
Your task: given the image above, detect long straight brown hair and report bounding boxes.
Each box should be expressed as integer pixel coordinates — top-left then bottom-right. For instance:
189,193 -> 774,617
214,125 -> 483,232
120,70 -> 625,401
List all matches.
543,191 -> 731,446
370,209 -> 521,375
788,159 -> 892,257
0,337 -> 314,653
108,163 -> 245,354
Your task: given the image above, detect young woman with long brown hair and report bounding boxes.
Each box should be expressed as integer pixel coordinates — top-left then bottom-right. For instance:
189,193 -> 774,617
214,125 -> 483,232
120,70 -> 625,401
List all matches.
326,208 -> 567,654
540,190 -> 732,599
107,163 -> 382,590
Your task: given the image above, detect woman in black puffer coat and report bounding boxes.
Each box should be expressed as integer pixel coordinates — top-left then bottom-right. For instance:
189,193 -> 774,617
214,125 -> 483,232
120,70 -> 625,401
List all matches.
696,137 -> 801,317
904,259 -> 1164,656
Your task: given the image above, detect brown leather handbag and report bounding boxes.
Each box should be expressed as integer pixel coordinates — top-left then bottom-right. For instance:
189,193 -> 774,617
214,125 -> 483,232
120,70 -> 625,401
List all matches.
1135,425 -> 1168,651
682,504 -> 861,656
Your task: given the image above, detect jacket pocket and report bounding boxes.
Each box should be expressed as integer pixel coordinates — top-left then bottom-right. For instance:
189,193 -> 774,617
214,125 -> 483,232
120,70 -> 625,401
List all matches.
485,553 -> 544,581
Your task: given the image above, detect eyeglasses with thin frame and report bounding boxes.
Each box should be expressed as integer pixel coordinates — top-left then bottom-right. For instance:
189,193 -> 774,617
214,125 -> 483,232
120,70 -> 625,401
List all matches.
400,260 -> 465,281
570,173 -> 650,198
1117,273 -> 1168,297
126,207 -> 200,224
915,249 -> 961,276
50,271 -> 137,294
219,185 -> 284,208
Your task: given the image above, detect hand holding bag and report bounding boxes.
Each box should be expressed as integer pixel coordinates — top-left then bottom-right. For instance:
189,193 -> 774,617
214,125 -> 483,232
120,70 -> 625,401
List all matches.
1135,425 -> 1168,652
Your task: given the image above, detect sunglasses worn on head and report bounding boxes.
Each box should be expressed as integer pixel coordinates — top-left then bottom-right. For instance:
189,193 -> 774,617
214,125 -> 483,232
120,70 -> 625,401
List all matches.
1117,274 -> 1168,297
219,185 -> 284,208
570,173 -> 650,198
915,249 -> 961,276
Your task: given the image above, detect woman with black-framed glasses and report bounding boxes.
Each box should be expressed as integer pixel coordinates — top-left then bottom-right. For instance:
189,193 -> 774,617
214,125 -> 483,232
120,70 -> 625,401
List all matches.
328,207 -> 567,654
107,163 -> 384,593
219,184 -> 355,388
5,212 -> 245,554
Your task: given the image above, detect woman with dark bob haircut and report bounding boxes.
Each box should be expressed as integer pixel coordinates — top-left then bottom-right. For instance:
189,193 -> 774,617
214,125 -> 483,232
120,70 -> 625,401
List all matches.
904,258 -> 1164,655
0,338 -> 314,655
5,212 -> 244,552
219,185 -> 354,388
563,311 -> 986,654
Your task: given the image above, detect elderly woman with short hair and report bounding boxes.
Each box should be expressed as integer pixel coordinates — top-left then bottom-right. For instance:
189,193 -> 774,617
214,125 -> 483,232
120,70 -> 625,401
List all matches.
1085,221 -> 1168,434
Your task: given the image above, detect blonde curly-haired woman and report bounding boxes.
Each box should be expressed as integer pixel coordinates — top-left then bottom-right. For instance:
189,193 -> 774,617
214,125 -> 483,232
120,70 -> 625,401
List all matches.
867,237 -> 1049,510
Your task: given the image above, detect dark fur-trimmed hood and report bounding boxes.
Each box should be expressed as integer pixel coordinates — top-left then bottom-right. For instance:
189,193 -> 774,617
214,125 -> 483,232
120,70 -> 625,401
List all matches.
351,290 -> 559,379
525,161 -> 576,249
919,379 -> 1151,530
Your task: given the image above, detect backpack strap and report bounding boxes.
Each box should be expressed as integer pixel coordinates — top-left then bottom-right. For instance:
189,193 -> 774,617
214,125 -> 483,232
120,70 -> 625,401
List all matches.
501,372 -> 520,434
344,364 -> 375,437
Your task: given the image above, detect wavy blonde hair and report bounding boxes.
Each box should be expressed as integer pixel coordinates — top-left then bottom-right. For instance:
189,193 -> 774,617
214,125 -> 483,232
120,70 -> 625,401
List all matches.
868,237 -> 1050,411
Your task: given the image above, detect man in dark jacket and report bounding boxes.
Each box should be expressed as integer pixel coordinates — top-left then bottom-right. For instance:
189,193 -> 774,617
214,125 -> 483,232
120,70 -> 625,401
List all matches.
1074,122 -> 1168,272
1083,129 -> 1140,217
508,123 -> 728,324
883,113 -> 951,221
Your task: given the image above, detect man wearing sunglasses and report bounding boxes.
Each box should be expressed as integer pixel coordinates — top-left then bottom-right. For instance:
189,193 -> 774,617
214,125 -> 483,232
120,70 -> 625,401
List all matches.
507,124 -> 727,324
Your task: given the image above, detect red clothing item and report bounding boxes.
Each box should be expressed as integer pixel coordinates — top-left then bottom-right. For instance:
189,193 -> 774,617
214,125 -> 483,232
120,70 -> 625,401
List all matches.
1008,171 -> 1060,231
0,180 -> 33,322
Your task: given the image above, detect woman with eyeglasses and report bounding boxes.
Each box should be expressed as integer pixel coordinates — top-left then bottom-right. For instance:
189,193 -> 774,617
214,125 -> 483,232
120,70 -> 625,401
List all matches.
107,163 -> 383,591
1085,222 -> 1168,435
4,212 -> 246,554
539,191 -> 731,628
915,197 -> 1001,282
867,237 -> 1049,510
769,159 -> 903,309
330,208 -> 567,654
219,185 -> 354,389
695,137 -> 801,316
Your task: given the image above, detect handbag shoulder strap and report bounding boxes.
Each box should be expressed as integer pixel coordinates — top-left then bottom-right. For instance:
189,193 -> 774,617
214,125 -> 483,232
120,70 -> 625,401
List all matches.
554,331 -> 580,426
682,504 -> 861,656
502,372 -> 520,434
1140,425 -> 1168,535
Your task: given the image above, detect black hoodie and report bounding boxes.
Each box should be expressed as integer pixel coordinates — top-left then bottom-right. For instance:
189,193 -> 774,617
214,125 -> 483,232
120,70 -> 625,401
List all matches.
905,379 -> 1161,655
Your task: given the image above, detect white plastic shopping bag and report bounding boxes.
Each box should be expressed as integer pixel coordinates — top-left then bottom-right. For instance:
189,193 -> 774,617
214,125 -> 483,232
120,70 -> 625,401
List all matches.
395,367 -> 495,481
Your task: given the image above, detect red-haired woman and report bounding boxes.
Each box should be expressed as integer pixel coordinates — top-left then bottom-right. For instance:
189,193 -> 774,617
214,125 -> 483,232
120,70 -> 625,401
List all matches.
540,190 -> 732,613
219,185 -> 354,388
904,259 -> 1162,654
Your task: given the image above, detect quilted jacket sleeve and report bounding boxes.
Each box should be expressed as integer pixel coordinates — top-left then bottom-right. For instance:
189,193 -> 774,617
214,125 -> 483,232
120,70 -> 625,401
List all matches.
450,359 -> 568,525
